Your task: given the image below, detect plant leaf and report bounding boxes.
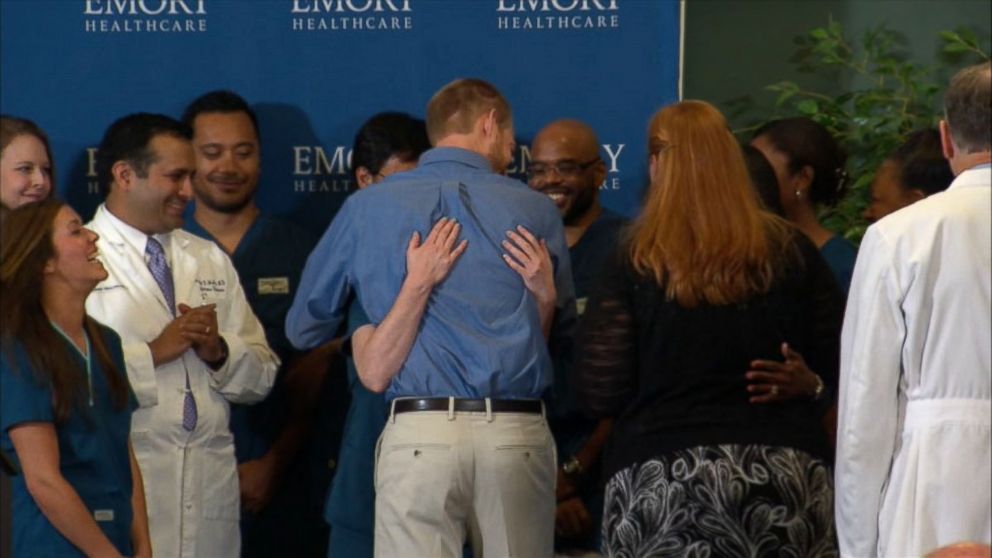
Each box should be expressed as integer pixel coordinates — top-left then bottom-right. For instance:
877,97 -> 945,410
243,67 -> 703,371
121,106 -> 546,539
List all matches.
943,42 -> 973,53
797,99 -> 819,114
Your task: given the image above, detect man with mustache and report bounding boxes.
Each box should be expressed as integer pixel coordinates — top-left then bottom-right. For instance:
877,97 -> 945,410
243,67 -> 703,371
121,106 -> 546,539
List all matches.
528,119 -> 625,553
85,112 -> 279,557
180,91 -> 343,557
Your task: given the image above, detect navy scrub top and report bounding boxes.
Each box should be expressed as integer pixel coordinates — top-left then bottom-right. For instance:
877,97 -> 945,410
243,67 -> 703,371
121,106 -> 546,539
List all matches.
185,213 -> 318,463
1,323 -> 137,557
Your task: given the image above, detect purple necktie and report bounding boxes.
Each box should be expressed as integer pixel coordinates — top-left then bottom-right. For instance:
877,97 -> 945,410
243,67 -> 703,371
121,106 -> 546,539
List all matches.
146,237 -> 197,432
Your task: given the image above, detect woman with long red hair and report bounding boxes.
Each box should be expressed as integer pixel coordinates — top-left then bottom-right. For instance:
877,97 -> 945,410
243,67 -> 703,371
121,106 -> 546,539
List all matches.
576,101 -> 842,556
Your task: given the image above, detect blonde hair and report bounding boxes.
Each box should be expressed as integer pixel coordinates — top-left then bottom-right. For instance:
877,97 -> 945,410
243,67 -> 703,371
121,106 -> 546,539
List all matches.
1,115 -> 56,189
425,79 -> 511,145
630,100 -> 794,307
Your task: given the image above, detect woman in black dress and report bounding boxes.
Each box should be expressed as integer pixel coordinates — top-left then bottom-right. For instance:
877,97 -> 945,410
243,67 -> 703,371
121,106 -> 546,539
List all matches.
576,101 -> 842,557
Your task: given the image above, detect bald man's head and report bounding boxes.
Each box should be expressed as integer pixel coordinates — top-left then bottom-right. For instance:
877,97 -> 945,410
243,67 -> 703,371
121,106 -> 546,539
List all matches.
528,119 -> 606,225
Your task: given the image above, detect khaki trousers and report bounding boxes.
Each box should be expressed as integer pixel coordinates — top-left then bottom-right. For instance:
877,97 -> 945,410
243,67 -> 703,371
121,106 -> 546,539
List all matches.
374,400 -> 556,558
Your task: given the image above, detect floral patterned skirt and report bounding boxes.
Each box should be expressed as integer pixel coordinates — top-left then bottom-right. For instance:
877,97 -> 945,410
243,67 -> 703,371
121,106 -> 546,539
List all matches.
602,445 -> 837,558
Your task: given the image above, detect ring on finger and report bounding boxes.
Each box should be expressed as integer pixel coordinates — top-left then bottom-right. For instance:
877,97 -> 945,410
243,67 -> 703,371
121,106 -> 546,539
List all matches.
770,385 -> 779,397
205,325 -> 210,334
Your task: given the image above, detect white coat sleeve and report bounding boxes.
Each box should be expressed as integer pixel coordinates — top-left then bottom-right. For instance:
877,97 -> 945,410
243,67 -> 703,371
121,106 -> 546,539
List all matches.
120,340 -> 159,408
835,226 -> 905,557
209,255 -> 279,404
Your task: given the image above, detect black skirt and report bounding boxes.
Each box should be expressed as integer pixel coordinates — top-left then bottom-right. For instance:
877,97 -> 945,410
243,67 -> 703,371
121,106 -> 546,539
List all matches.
602,444 -> 837,558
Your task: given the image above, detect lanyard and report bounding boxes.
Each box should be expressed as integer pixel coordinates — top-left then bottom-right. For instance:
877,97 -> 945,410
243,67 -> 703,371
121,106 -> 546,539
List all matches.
49,322 -> 94,407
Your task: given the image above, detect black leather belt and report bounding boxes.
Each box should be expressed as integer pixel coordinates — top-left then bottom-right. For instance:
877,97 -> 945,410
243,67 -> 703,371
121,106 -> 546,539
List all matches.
393,398 -> 542,415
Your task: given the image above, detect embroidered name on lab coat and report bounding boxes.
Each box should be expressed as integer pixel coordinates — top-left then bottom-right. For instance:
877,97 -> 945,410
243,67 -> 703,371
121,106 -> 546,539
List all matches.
195,278 -> 227,296
258,277 -> 290,295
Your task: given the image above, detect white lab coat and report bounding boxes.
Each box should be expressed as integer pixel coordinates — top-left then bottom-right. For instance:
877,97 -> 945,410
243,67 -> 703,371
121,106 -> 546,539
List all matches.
836,166 -> 991,557
86,204 -> 278,557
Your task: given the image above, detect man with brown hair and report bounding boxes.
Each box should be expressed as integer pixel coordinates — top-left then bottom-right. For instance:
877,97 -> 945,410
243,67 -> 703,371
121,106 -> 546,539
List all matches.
287,78 -> 576,557
836,61 -> 991,557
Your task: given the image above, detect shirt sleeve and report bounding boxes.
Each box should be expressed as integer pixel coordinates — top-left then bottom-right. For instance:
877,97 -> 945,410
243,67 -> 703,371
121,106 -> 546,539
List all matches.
573,251 -> 638,418
286,197 -> 359,350
210,248 -> 281,404
834,226 -> 904,557
1,349 -> 54,433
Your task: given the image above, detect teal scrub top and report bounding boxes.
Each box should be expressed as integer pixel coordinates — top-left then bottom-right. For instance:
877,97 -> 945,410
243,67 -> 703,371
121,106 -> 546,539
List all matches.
324,302 -> 382,541
1,323 -> 137,557
820,235 -> 857,296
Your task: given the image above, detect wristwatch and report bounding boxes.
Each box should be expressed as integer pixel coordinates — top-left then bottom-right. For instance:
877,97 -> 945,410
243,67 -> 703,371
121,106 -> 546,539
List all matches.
561,455 -> 584,483
811,373 -> 826,401
204,336 -> 229,371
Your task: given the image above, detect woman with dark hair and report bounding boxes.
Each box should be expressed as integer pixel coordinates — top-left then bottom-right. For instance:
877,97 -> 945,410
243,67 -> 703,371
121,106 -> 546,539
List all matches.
324,111 -> 433,558
1,115 -> 54,211
863,128 -> 954,223
0,199 -> 150,557
742,143 -> 785,216
577,101 -> 842,556
751,117 -> 856,293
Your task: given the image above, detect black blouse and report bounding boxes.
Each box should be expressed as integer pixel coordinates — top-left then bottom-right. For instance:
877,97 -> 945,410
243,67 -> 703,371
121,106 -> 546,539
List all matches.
574,232 -> 844,480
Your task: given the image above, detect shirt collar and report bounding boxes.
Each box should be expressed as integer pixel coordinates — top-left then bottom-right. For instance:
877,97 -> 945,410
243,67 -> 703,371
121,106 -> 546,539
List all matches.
100,204 -> 172,259
418,147 -> 494,172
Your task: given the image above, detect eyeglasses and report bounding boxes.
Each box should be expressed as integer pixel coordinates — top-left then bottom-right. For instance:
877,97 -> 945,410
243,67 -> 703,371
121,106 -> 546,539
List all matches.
526,158 -> 600,180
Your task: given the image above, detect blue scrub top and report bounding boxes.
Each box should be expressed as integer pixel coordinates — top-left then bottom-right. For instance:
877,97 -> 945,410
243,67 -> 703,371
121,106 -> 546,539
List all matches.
820,234 -> 857,296
187,212 -> 342,557
324,301 -> 382,544
1,323 -> 137,557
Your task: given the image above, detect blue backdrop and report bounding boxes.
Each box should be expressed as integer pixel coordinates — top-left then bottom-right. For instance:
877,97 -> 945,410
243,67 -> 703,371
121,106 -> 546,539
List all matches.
1,0 -> 681,236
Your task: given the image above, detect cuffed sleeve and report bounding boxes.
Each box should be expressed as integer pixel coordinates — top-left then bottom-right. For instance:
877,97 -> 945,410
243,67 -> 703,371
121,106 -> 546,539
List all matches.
209,255 -> 279,404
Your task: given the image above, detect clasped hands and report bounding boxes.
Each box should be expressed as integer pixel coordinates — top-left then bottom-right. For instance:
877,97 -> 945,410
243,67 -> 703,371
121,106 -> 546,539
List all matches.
148,303 -> 224,367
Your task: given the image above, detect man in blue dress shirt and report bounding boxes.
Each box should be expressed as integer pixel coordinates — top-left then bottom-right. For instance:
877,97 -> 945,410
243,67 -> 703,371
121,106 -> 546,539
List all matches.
287,78 -> 577,557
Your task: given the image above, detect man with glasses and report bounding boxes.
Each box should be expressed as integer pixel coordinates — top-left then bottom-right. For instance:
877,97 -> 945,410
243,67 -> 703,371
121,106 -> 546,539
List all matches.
527,119 -> 627,554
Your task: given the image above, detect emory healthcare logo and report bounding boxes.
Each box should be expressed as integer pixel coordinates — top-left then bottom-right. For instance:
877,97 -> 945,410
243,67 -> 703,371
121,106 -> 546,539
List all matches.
293,145 -> 355,193
496,0 -> 619,31
83,0 -> 207,33
290,0 -> 414,32
292,141 -> 626,194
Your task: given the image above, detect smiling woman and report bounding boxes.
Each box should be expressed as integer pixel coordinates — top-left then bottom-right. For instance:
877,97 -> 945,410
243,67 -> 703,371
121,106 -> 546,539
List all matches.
0,115 -> 54,212
0,198 -> 151,557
